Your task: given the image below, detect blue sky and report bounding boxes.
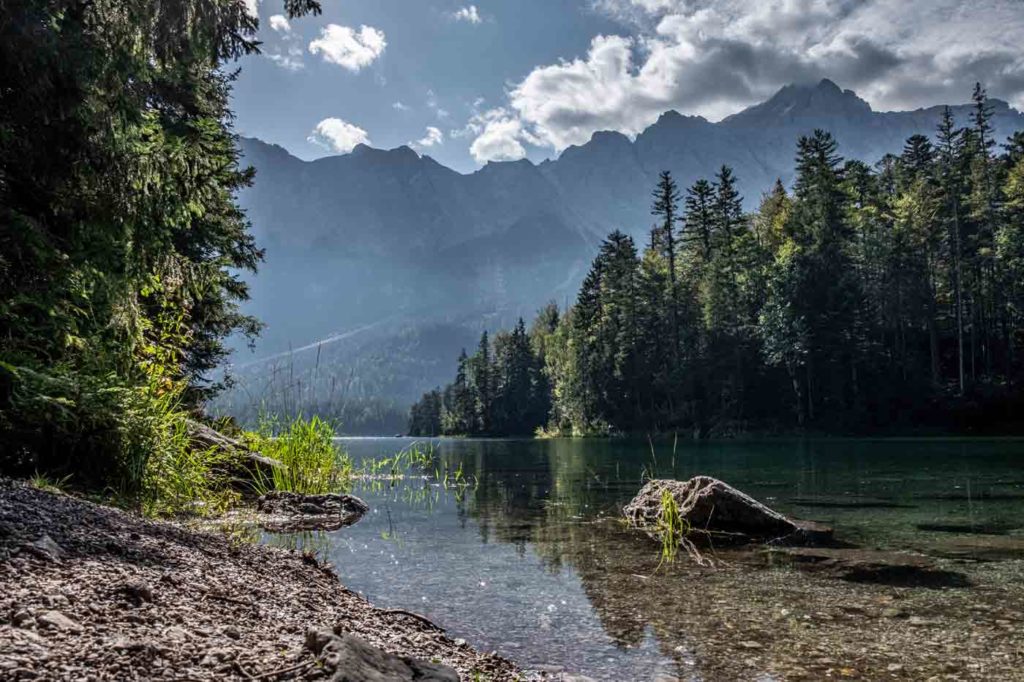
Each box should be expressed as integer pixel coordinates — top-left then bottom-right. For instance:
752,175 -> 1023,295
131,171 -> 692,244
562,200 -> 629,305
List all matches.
233,0 -> 1024,173
233,1 -> 621,171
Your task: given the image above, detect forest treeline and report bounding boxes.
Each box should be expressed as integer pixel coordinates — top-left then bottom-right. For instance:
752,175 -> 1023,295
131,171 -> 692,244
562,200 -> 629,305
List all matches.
410,86 -> 1024,437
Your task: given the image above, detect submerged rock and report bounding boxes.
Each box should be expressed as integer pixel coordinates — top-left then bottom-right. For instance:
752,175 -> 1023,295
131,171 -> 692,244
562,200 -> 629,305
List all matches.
255,492 -> 368,532
926,534 -> 1024,561
915,522 -> 1016,536
790,495 -> 915,509
623,476 -> 832,545
767,547 -> 970,587
305,628 -> 459,681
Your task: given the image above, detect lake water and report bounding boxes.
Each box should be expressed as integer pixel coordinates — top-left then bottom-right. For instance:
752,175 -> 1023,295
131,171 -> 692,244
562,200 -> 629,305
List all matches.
267,438 -> 1024,680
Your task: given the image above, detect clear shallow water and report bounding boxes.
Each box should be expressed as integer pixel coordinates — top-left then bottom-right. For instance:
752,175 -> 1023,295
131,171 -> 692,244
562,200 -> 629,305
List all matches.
267,438 -> 1024,680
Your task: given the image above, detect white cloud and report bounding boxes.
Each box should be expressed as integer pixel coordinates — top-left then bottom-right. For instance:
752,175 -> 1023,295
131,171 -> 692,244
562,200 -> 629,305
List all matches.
393,101 -> 410,111
268,14 -> 291,33
307,118 -> 370,153
308,24 -> 387,72
452,5 -> 482,24
483,0 -> 1024,154
464,108 -> 536,163
413,126 -> 445,149
243,0 -> 259,19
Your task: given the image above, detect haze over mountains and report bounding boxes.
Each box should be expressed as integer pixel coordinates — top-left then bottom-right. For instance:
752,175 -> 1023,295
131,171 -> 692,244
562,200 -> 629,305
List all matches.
218,80 -> 1024,431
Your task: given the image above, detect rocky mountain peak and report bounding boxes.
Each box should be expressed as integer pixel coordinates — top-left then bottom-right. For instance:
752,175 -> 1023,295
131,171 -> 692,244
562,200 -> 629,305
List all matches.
724,79 -> 873,127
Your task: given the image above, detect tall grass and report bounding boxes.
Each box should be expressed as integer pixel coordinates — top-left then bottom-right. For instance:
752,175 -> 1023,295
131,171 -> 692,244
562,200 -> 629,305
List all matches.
246,415 -> 352,495
125,380 -> 241,516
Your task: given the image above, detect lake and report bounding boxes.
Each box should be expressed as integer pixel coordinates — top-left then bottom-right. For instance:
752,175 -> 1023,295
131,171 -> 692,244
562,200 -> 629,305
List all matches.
266,438 -> 1024,680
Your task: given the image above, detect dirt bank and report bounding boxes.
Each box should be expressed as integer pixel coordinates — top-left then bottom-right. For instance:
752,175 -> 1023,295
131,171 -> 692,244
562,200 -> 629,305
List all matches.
0,479 -> 521,680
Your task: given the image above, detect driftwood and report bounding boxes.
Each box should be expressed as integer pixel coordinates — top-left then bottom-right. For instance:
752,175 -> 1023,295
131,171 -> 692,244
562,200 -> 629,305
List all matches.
185,419 -> 282,470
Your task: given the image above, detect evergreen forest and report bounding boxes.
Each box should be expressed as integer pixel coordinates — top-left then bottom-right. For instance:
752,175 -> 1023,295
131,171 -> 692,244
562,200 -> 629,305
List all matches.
410,87 -> 1024,437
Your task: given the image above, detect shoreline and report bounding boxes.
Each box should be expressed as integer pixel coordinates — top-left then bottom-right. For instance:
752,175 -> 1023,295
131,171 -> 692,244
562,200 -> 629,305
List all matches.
0,479 -> 521,681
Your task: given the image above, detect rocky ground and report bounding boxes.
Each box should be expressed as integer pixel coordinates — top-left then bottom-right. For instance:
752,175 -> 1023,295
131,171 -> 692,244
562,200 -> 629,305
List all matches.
0,478 -> 520,681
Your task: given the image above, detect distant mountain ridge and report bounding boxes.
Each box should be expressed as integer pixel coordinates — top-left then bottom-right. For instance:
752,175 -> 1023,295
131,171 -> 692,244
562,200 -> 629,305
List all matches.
221,80 -> 1024,426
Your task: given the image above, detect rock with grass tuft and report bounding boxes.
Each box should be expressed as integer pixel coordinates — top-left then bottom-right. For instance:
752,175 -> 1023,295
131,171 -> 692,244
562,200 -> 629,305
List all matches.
624,476 -> 832,544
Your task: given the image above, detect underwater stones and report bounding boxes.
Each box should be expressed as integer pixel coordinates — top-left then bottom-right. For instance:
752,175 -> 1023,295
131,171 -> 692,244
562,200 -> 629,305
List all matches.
624,476 -> 831,544
254,491 -> 368,532
915,522 -> 1016,536
768,547 -> 970,588
925,534 -> 1024,561
790,495 -> 914,509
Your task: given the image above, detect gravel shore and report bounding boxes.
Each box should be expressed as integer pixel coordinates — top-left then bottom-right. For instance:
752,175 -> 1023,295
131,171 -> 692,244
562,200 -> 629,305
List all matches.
0,479 -> 521,680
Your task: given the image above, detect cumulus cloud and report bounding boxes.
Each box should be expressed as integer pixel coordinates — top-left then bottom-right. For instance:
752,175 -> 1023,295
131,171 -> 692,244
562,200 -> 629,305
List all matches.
393,101 -> 410,111
268,14 -> 291,33
243,0 -> 259,19
462,108 -> 539,163
470,0 -> 1024,156
309,24 -> 387,72
452,5 -> 482,24
413,126 -> 444,149
307,118 -> 370,153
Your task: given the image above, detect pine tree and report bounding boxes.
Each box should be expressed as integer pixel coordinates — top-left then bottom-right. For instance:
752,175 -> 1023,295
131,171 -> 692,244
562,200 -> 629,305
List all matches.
713,166 -> 744,254
901,134 -> 935,184
683,179 -> 716,266
937,106 -> 967,394
651,171 -> 682,354
762,130 -> 863,425
469,332 -> 494,434
441,349 -> 475,434
753,179 -> 791,254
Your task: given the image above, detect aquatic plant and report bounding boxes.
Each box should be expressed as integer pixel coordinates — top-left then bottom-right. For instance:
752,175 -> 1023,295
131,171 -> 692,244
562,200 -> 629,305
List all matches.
651,487 -> 712,569
656,488 -> 688,564
362,440 -> 437,479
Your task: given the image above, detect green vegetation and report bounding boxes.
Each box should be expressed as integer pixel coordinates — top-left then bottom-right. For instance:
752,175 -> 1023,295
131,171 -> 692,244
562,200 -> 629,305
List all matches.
0,1 -> 323,506
363,441 -> 436,478
412,86 -> 1024,437
247,415 -> 351,495
655,488 -> 688,565
409,318 -> 552,436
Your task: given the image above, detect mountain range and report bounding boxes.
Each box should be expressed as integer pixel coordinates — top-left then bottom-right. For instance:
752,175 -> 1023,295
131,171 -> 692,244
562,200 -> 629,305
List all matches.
216,79 -> 1024,431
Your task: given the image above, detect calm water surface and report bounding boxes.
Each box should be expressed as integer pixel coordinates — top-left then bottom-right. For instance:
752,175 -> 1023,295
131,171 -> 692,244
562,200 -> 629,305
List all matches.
268,438 -> 1024,680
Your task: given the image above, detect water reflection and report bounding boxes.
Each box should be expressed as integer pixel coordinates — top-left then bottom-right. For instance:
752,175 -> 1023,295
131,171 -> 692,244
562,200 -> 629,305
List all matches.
266,438 -> 1024,680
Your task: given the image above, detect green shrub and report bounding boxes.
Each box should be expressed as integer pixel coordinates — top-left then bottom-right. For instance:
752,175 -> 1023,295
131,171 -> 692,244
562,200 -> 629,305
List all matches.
0,360 -> 240,516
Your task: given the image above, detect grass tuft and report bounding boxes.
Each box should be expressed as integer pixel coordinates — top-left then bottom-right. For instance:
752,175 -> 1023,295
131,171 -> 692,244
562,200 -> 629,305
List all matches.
246,415 -> 352,495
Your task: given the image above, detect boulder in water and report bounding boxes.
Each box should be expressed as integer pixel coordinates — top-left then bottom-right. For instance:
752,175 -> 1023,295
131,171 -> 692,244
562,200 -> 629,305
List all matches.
624,476 -> 831,544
